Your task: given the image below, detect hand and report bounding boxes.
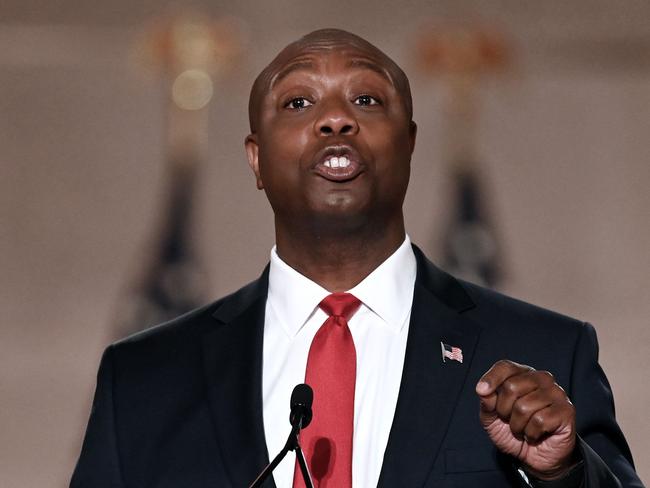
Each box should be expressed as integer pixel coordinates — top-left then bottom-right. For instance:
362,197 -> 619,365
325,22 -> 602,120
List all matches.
476,360 -> 577,480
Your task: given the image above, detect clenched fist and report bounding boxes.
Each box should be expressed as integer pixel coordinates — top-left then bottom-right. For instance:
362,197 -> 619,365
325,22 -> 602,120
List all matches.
476,360 -> 578,480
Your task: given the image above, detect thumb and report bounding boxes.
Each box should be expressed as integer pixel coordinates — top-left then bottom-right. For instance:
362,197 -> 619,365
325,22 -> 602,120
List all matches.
476,379 -> 492,396
478,391 -> 497,414
478,392 -> 499,430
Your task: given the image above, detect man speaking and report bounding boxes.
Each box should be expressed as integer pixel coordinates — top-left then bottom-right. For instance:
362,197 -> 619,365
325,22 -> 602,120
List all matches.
71,29 -> 643,487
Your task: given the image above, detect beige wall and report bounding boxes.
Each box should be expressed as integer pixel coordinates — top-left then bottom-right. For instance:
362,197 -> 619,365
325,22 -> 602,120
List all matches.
1,2 -> 649,485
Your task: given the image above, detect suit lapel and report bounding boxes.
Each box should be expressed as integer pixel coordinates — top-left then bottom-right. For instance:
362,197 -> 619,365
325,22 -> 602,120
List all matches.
378,248 -> 482,487
201,269 -> 276,488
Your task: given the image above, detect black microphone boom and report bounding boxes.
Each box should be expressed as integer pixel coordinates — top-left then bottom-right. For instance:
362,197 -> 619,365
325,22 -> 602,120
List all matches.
249,384 -> 314,488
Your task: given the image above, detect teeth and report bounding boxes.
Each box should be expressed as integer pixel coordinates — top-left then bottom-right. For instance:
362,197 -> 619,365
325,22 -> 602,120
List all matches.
323,155 -> 351,169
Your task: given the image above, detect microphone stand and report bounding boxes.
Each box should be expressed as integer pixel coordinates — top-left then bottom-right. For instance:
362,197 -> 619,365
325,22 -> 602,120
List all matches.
249,423 -> 313,488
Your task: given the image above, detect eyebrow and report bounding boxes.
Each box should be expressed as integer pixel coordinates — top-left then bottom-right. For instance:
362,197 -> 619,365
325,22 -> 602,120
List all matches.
347,58 -> 395,86
270,60 -> 314,90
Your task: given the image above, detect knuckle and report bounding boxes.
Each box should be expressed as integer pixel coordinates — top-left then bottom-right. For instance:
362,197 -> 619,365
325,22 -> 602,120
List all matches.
539,370 -> 555,385
551,385 -> 569,400
531,370 -> 556,391
562,398 -> 576,414
494,359 -> 513,372
513,400 -> 529,416
531,412 -> 546,428
501,378 -> 518,395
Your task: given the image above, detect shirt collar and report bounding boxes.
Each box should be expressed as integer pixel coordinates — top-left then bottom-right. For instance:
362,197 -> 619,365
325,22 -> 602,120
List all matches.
267,236 -> 417,337
348,235 -> 416,332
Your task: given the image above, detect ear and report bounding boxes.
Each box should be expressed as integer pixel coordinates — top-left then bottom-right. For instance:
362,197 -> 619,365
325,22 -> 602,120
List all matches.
408,121 -> 417,155
244,133 -> 264,190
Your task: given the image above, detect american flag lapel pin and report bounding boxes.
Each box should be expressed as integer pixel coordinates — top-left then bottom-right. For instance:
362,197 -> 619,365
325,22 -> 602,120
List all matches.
441,342 -> 463,363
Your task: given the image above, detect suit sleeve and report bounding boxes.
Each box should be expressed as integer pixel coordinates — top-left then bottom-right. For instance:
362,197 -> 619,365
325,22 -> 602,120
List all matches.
570,323 -> 644,487
70,345 -> 125,488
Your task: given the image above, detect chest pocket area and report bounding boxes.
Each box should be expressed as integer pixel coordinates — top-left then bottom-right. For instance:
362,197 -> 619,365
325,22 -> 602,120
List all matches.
444,446 -> 500,473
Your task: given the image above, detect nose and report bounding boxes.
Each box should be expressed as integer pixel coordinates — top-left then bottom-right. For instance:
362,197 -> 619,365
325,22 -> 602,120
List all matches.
314,100 -> 359,137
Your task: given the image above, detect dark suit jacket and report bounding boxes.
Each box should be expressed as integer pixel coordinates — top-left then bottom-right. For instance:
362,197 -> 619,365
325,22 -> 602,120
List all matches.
71,246 -> 643,487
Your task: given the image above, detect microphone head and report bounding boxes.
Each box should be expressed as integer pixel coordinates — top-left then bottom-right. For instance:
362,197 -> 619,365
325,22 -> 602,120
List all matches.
290,383 -> 313,429
291,383 -> 313,408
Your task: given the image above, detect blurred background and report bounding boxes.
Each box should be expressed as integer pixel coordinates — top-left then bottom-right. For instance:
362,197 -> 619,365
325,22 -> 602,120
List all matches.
1,1 -> 649,485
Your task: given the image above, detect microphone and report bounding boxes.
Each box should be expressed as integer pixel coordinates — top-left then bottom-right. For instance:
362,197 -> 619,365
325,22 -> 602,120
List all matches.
249,384 -> 314,488
290,383 -> 313,429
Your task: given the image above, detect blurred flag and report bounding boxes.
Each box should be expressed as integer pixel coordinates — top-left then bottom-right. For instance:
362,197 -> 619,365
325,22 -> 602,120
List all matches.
414,23 -> 510,289
113,158 -> 207,339
111,12 -> 244,338
441,167 -> 502,287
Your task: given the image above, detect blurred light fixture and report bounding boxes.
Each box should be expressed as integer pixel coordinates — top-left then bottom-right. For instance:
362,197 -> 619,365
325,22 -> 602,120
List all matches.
133,11 -> 247,111
415,22 -> 510,76
172,69 -> 213,110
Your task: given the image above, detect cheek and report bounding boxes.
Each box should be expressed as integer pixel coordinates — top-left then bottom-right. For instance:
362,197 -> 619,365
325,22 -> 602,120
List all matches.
257,144 -> 303,195
259,128 -> 312,179
373,125 -> 413,160
374,130 -> 413,189
261,118 -> 311,156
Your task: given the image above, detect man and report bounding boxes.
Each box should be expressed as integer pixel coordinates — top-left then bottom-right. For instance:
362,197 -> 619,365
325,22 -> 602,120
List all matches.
71,29 -> 643,487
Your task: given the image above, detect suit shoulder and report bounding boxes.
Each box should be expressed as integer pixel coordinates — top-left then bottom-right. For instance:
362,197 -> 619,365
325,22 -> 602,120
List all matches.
111,272 -> 267,356
412,245 -> 587,338
455,280 -> 598,380
113,300 -> 217,348
459,279 -> 586,336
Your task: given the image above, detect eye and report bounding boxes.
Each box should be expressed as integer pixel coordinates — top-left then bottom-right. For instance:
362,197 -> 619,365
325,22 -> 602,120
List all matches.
354,94 -> 380,106
285,97 -> 313,110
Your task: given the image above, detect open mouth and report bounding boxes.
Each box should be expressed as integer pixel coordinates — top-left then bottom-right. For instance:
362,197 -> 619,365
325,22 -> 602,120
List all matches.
313,147 -> 363,182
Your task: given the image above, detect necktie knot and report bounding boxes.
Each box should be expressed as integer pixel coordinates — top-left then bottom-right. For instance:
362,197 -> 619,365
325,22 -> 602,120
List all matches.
319,292 -> 361,321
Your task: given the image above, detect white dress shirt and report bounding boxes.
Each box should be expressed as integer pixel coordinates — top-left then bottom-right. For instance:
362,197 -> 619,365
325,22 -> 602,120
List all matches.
262,236 -> 417,487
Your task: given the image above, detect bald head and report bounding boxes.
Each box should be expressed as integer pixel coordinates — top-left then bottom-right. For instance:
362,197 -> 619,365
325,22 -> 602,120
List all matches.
248,28 -> 413,132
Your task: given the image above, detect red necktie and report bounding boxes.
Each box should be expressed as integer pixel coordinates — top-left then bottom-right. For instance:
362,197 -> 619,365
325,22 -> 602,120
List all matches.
293,293 -> 361,488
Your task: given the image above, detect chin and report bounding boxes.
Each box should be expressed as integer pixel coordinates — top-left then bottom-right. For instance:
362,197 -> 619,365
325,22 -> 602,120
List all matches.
311,191 -> 368,213
303,206 -> 370,233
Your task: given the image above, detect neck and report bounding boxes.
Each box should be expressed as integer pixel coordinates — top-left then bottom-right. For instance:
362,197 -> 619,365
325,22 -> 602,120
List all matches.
275,216 -> 406,292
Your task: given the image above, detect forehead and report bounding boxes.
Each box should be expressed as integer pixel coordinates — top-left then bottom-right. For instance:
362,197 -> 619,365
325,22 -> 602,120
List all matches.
269,46 -> 396,89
